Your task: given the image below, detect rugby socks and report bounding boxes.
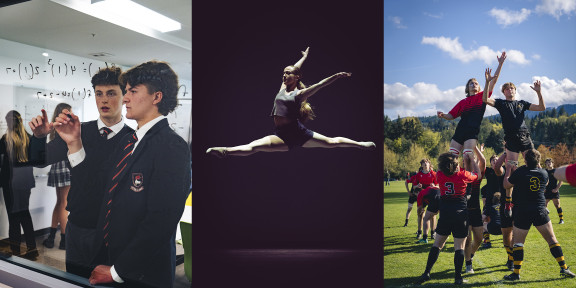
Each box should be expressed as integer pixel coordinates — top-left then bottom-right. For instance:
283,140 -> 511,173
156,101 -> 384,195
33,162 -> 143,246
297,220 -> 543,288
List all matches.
449,147 -> 460,156
513,244 -> 524,275
505,245 -> 514,262
424,246 -> 440,274
557,208 -> 564,221
454,249 -> 465,280
550,243 -> 568,269
404,219 -> 409,226
483,232 -> 491,243
465,253 -> 475,266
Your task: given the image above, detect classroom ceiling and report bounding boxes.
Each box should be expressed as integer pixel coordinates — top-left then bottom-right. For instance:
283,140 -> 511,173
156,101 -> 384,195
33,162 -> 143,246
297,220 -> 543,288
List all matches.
0,0 -> 192,80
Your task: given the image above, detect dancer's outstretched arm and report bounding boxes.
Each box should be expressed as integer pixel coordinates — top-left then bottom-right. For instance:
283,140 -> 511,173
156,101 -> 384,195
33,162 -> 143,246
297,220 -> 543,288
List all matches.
298,72 -> 351,101
294,47 -> 309,69
280,47 -> 310,91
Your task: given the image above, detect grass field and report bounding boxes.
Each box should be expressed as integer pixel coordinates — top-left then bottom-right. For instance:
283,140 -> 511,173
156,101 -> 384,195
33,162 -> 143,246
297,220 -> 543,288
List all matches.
384,180 -> 576,287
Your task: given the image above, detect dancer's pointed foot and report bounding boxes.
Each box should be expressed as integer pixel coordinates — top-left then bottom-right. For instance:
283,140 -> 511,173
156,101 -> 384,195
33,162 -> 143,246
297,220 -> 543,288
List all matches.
206,147 -> 228,158
361,142 -> 376,150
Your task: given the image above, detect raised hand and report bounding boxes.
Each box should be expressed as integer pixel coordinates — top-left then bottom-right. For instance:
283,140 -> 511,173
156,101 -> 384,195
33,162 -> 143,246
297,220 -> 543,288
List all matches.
530,80 -> 541,93
497,51 -> 507,64
485,68 -> 497,82
301,47 -> 310,57
28,109 -> 53,138
53,108 -> 81,147
335,72 -> 352,78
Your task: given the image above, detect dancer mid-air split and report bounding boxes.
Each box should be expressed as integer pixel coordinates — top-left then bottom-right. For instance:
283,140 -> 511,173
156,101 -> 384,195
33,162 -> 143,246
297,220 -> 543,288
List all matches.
206,47 -> 376,158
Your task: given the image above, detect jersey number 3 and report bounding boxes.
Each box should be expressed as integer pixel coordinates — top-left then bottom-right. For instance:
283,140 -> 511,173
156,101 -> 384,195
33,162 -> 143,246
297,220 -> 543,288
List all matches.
444,182 -> 455,195
529,177 -> 540,192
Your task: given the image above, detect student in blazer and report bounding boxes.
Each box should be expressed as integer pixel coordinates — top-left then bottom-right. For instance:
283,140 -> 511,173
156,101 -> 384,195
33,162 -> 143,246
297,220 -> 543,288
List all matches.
29,67 -> 134,278
54,61 -> 191,288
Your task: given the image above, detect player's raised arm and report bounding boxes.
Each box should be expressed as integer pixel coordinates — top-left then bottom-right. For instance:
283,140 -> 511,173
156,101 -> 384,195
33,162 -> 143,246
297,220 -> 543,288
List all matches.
483,68 -> 497,107
529,80 -> 546,111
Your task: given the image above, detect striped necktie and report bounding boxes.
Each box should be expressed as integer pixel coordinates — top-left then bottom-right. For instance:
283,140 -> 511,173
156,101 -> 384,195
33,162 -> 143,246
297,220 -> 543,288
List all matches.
103,132 -> 138,246
100,127 -> 112,139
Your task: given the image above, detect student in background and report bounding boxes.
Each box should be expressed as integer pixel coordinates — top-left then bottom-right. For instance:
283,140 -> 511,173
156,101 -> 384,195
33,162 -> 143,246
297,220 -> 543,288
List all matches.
43,103 -> 73,250
0,110 -> 43,260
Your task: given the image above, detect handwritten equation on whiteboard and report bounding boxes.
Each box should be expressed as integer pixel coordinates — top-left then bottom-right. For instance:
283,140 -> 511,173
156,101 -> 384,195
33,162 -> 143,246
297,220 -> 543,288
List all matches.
4,58 -> 117,81
36,88 -> 93,100
3,57 -> 189,101
33,84 -> 189,101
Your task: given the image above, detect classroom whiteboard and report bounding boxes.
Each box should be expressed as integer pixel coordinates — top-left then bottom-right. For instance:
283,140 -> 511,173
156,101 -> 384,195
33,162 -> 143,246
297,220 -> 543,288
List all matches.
0,38 -> 191,141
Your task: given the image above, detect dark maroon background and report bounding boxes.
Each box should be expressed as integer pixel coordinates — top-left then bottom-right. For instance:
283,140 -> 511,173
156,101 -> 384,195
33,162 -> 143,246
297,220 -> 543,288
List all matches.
192,1 -> 383,287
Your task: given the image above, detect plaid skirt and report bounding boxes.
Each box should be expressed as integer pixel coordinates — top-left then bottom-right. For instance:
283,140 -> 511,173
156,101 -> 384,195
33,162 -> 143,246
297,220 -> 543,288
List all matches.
47,160 -> 71,187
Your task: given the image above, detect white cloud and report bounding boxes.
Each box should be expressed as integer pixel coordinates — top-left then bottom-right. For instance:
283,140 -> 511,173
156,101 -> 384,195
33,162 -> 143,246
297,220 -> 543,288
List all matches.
389,16 -> 407,29
421,36 -> 530,65
536,0 -> 576,20
489,8 -> 532,27
384,82 -> 467,118
384,77 -> 576,118
532,54 -> 542,60
423,12 -> 443,19
514,76 -> 576,107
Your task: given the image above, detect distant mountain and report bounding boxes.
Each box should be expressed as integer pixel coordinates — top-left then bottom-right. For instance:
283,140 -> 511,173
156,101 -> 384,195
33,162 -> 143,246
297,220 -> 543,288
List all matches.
525,104 -> 576,118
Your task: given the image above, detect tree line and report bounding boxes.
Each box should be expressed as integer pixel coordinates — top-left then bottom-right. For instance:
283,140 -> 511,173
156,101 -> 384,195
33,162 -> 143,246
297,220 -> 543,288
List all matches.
384,109 -> 576,180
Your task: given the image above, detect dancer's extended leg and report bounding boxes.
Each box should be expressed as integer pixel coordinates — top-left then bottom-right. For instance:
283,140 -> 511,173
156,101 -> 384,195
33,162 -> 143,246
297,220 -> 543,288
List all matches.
206,135 -> 288,157
302,132 -> 375,150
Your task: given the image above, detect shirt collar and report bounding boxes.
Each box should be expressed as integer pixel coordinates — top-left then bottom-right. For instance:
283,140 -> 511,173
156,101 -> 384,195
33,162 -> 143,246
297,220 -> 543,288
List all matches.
135,115 -> 166,142
97,117 -> 125,136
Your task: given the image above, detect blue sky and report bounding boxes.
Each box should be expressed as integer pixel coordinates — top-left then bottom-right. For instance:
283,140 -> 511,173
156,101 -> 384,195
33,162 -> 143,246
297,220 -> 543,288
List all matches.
384,0 -> 576,118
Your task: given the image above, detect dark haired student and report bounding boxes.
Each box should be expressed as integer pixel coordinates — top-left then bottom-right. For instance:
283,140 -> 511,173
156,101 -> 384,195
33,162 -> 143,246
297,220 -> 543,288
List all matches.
29,67 -> 134,277
54,61 -> 191,288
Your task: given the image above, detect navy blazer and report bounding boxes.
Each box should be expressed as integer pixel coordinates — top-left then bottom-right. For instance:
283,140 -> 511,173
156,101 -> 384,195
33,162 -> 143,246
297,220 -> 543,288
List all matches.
85,118 -> 191,287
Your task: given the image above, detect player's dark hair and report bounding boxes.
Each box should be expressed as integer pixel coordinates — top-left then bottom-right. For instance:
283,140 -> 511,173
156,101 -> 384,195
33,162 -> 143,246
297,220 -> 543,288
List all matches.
438,152 -> 459,176
524,149 -> 541,169
489,154 -> 497,164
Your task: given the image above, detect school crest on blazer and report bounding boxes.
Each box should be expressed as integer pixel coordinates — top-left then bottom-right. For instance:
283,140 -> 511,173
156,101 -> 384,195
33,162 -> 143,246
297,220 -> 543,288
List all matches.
131,173 -> 144,192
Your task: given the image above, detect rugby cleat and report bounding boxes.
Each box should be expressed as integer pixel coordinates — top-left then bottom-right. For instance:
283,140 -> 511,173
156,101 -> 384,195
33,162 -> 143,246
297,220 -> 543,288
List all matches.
414,272 -> 431,285
560,219 -> 565,224
465,264 -> 474,274
416,238 -> 428,244
503,273 -> 520,281
561,267 -> 576,278
454,278 -> 468,285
